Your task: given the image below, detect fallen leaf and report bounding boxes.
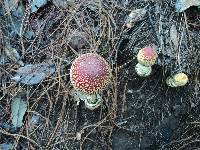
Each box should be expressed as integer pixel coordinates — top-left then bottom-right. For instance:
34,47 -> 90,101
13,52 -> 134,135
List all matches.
11,96 -> 27,128
0,54 -> 10,65
28,0 -> 47,13
9,13 -> 35,39
68,31 -> 88,50
86,0 -> 101,11
11,63 -> 56,85
4,46 -> 24,66
0,143 -> 13,150
28,112 -> 40,131
170,24 -> 179,50
53,0 -> 75,9
12,1 -> 25,18
126,8 -> 147,28
175,0 -> 200,12
4,0 -> 19,13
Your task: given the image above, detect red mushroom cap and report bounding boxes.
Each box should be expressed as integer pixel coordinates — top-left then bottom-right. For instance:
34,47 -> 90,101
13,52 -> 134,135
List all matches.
70,53 -> 111,94
137,47 -> 158,67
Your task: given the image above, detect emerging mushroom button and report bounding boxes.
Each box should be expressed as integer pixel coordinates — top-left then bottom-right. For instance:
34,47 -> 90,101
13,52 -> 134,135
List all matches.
166,72 -> 189,87
137,47 -> 158,67
70,53 -> 111,110
135,47 -> 158,77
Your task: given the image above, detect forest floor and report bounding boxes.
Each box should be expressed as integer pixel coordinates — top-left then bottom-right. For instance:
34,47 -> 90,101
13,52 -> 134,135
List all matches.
0,0 -> 199,150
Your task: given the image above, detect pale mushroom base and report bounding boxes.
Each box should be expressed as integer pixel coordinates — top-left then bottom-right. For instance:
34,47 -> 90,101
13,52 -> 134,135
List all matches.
84,94 -> 102,110
166,77 -> 188,87
135,63 -> 152,77
72,90 -> 102,110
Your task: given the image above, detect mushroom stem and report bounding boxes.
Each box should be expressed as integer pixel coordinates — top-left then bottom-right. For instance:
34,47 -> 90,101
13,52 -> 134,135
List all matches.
74,91 -> 102,110
135,63 -> 152,77
166,73 -> 188,87
84,94 -> 102,110
166,77 -> 177,87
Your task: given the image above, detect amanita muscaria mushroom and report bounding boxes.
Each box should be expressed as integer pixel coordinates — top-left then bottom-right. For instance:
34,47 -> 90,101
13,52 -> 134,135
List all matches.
166,72 -> 188,87
135,47 -> 158,77
70,53 -> 111,110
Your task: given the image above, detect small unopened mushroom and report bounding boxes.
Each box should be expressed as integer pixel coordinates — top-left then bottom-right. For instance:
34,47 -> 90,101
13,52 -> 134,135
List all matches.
135,47 -> 158,77
70,53 -> 111,110
166,73 -> 188,87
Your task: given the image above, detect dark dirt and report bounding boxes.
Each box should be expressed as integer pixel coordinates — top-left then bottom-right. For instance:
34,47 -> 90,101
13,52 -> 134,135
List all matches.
0,0 -> 200,150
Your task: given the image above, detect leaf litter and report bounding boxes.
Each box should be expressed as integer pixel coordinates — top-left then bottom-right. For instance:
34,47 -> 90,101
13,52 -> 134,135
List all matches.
11,63 -> 56,85
4,45 -> 24,66
11,95 -> 27,128
175,0 -> 200,12
126,7 -> 147,28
